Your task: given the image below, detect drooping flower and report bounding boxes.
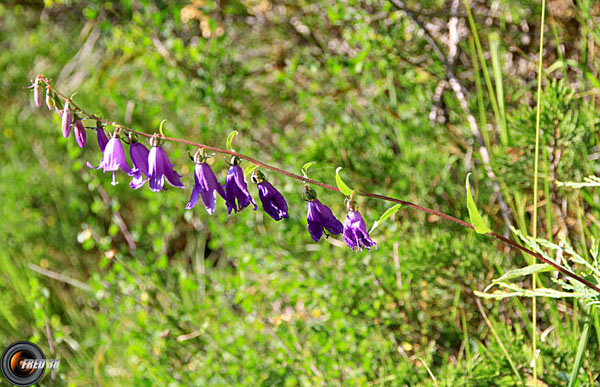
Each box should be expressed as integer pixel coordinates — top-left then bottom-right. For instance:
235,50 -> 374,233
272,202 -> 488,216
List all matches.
73,119 -> 86,148
253,171 -> 288,221
303,186 -> 343,242
129,140 -> 150,190
185,150 -> 225,214
61,99 -> 72,138
89,130 -> 133,186
342,198 -> 376,251
224,157 -> 257,215
147,134 -> 184,192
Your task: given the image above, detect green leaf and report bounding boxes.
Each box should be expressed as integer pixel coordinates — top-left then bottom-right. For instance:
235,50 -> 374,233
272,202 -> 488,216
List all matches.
302,161 -> 315,177
465,173 -> 490,234
475,287 -> 576,299
244,164 -> 258,179
335,167 -> 353,196
369,204 -> 402,233
492,264 -> 553,283
477,281 -> 577,299
226,130 -> 239,150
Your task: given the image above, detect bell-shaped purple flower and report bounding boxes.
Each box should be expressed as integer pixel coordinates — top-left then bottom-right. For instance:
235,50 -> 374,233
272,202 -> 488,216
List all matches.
61,99 -> 72,138
89,134 -> 133,186
253,172 -> 288,221
74,119 -> 86,148
307,199 -> 343,242
129,142 -> 150,189
224,161 -> 257,215
343,210 -> 377,251
186,162 -> 226,214
148,143 -> 184,192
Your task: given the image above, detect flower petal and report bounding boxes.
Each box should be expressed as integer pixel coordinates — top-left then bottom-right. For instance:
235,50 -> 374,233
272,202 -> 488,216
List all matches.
74,120 -> 86,148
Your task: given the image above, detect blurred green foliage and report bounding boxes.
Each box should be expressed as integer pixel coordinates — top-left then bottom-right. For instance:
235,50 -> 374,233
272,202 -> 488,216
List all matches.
1,0 -> 600,385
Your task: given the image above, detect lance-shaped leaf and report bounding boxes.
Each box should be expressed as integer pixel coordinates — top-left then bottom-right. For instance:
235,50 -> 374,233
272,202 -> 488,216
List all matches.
226,130 -> 239,150
335,167 -> 353,196
465,173 -> 490,234
369,204 -> 402,233
244,164 -> 258,179
302,161 -> 315,177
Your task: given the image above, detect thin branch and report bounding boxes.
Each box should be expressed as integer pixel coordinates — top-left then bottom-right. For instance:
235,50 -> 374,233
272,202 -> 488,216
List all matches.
36,76 -> 600,294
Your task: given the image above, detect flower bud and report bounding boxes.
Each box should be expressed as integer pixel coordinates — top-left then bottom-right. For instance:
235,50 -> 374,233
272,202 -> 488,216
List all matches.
45,88 -> 54,110
74,119 -> 86,148
61,99 -> 72,138
33,78 -> 41,108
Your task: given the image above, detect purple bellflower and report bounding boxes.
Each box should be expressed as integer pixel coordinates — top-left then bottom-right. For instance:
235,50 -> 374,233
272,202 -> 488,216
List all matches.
342,197 -> 377,251
303,186 -> 343,242
147,134 -> 185,192
89,130 -> 133,186
224,157 -> 257,215
74,119 -> 87,148
253,171 -> 288,221
129,139 -> 150,190
61,99 -> 73,138
185,150 -> 226,214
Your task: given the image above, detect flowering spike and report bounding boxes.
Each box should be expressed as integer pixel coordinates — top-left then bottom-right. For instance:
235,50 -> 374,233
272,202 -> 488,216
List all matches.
61,99 -> 72,138
147,140 -> 184,192
74,119 -> 87,148
186,162 -> 226,214
225,158 -> 257,215
253,172 -> 288,221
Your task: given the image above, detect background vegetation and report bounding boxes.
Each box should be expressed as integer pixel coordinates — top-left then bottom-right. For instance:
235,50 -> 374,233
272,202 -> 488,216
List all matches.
1,0 -> 600,385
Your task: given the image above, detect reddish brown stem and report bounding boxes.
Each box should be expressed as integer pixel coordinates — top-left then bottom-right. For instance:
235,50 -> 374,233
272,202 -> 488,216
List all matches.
38,75 -> 600,294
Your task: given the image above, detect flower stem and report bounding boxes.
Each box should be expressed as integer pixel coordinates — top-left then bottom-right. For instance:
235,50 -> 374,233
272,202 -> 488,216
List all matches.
37,76 -> 600,294
532,0 -> 547,383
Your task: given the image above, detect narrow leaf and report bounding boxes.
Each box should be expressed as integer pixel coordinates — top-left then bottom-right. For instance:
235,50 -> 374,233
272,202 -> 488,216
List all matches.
493,264 -> 553,283
335,167 -> 353,196
465,173 -> 491,234
244,164 -> 258,179
226,130 -> 239,150
370,204 -> 402,233
302,161 -> 315,177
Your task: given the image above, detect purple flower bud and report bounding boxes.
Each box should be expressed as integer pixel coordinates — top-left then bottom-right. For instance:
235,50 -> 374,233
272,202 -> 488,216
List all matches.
257,179 -> 288,221
89,135 -> 133,186
186,162 -> 226,214
129,142 -> 150,189
94,125 -> 109,153
307,199 -> 343,242
225,164 -> 257,215
343,210 -> 377,251
74,119 -> 86,148
148,145 -> 184,192
61,100 -> 72,138
33,78 -> 41,108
